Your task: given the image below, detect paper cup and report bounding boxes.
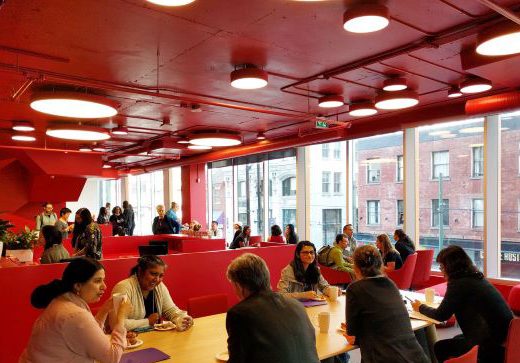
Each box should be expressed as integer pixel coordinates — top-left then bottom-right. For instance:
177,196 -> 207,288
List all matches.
425,288 -> 435,304
318,312 -> 330,333
328,286 -> 339,302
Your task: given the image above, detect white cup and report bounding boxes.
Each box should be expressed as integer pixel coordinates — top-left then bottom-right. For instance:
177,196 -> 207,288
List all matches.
317,312 -> 330,333
425,288 -> 435,304
328,286 -> 339,302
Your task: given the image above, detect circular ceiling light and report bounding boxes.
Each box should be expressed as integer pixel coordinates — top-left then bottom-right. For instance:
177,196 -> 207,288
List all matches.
375,90 -> 419,110
46,126 -> 111,141
111,126 -> 129,135
448,87 -> 463,98
460,78 -> 492,94
343,3 -> 389,33
348,102 -> 378,117
256,132 -> 266,140
12,135 -> 35,142
177,138 -> 190,144
102,163 -> 112,169
30,92 -> 118,119
12,121 -> 35,132
189,133 -> 242,147
188,145 -> 212,150
230,67 -> 268,89
383,78 -> 407,91
146,0 -> 195,6
476,23 -> 520,56
318,95 -> 344,108
93,147 -> 108,152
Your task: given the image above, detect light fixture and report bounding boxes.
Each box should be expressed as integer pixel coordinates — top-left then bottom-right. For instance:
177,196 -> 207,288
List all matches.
12,135 -> 35,142
46,126 -> 111,141
348,102 -> 378,117
230,66 -> 268,89
93,147 -> 108,152
318,95 -> 344,108
177,138 -> 190,144
448,87 -> 463,98
459,126 -> 484,134
459,78 -> 492,94
78,146 -> 92,152
12,121 -> 35,132
476,23 -> 520,56
189,133 -> 242,147
188,145 -> 212,150
383,78 -> 407,91
102,163 -> 112,169
343,3 -> 389,33
256,132 -> 267,140
30,92 -> 118,119
111,126 -> 129,135
146,0 -> 196,5
375,90 -> 419,110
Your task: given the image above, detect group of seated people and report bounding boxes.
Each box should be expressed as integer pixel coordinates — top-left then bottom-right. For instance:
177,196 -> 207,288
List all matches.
229,222 -> 299,249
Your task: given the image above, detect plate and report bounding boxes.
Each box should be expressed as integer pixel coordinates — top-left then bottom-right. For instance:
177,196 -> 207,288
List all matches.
215,351 -> 229,361
154,321 -> 176,331
310,296 -> 327,301
126,339 -> 143,349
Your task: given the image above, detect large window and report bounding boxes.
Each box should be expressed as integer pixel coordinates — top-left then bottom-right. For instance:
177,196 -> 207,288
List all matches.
209,160 -> 234,241
432,151 -> 449,179
432,199 -> 449,227
282,177 -> 296,196
322,172 -> 330,193
236,158 -> 264,237
268,150 -> 297,232
472,198 -> 484,228
128,171 -> 164,235
472,146 -> 484,178
367,200 -> 380,225
366,159 -> 381,184
283,209 -> 296,226
397,155 -> 404,182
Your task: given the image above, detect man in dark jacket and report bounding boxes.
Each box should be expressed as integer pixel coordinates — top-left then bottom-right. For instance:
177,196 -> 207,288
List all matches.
122,200 -> 135,236
226,253 -> 320,363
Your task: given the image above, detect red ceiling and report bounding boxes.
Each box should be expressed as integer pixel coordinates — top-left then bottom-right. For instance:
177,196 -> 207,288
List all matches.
0,0 -> 519,172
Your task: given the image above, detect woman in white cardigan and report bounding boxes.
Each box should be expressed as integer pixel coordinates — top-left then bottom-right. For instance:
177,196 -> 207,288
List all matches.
110,255 -> 193,331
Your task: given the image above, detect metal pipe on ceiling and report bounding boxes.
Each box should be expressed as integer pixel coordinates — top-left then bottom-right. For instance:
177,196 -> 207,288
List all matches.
478,0 -> 520,25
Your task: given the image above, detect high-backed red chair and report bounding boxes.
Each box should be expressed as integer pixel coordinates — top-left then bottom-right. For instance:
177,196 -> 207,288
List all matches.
268,235 -> 285,243
187,293 -> 228,318
505,318 -> 520,363
411,249 -> 434,290
249,235 -> 263,246
445,346 -> 478,363
319,264 -> 352,285
387,253 -> 417,290
508,284 -> 520,316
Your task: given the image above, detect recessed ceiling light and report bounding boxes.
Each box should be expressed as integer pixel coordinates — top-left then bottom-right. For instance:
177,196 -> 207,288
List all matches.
146,0 -> 196,6
79,146 -> 92,152
459,126 -> 484,134
349,102 -> 378,117
230,67 -> 268,89
12,135 -> 35,142
256,132 -> 267,140
189,133 -> 242,147
111,126 -> 129,135
448,87 -> 463,98
30,92 -> 118,119
188,145 -> 212,150
343,3 -> 389,33
102,163 -> 112,169
476,23 -> 520,56
375,90 -> 419,110
460,78 -> 492,94
318,95 -> 344,108
383,78 -> 407,91
93,147 -> 108,152
12,121 -> 35,132
46,126 -> 111,141
177,138 -> 190,144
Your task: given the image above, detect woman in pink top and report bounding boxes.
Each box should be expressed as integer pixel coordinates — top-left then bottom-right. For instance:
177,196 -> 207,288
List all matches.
20,258 -> 132,363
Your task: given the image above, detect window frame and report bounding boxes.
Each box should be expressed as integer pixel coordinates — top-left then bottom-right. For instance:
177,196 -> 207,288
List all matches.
431,150 -> 450,180
333,172 -> 341,193
471,146 -> 484,179
472,198 -> 484,229
431,198 -> 450,228
366,159 -> 381,184
396,155 -> 404,182
367,200 -> 380,226
322,171 -> 330,193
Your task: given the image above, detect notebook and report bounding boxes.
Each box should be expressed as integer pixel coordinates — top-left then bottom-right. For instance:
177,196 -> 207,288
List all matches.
120,348 -> 170,363
301,299 -> 328,307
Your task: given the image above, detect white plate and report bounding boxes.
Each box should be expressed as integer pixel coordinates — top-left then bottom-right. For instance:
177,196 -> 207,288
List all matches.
215,351 -> 229,361
154,321 -> 176,331
310,296 -> 327,301
126,339 -> 143,349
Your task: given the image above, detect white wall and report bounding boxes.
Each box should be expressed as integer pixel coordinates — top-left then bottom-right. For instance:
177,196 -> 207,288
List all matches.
66,178 -> 101,218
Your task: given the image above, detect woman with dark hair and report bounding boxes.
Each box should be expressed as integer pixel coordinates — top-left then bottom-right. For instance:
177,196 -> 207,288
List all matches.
268,224 -> 285,243
376,234 -> 402,272
232,222 -> 242,242
412,245 -> 513,363
285,224 -> 298,245
122,201 -> 135,236
96,207 -> 109,224
40,225 -> 70,264
20,258 -> 131,362
277,241 -> 337,300
72,208 -> 102,260
109,206 -> 126,236
344,245 -> 428,363
229,225 -> 251,249
110,255 -> 193,331
393,229 -> 415,263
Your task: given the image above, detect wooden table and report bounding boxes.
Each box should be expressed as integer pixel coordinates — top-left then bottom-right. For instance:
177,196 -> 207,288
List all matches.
128,294 -> 436,362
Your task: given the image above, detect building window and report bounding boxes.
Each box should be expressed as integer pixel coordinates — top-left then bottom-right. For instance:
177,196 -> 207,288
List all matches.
432,199 -> 449,227
322,171 -> 330,193
367,200 -> 380,225
333,172 -> 341,193
322,144 -> 329,159
472,146 -> 484,178
432,151 -> 449,179
237,181 -> 246,198
397,155 -> 404,182
472,198 -> 484,228
282,177 -> 296,196
282,209 -> 296,227
397,200 -> 404,226
322,209 -> 341,245
333,143 -> 341,159
366,159 -> 381,184
268,179 -> 273,197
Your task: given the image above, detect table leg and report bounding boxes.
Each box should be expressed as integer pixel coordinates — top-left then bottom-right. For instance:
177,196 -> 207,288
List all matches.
425,324 -> 438,363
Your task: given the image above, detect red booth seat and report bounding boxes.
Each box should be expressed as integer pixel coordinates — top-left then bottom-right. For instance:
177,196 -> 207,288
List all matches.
387,253 -> 417,290
319,264 -> 352,285
508,284 -> 520,316
411,249 -> 434,290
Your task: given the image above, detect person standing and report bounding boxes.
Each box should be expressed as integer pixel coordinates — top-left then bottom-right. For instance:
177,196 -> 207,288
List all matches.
122,201 -> 135,236
35,202 -> 58,231
55,207 -> 73,239
152,205 -> 176,235
166,202 -> 180,223
342,224 -> 357,259
72,208 -> 103,260
109,206 -> 126,236
96,207 -> 109,224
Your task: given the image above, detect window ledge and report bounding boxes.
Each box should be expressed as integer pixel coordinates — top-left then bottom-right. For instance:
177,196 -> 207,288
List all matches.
429,226 -> 451,230
430,178 -> 451,182
367,182 -> 381,185
395,180 -> 403,184
470,176 -> 483,180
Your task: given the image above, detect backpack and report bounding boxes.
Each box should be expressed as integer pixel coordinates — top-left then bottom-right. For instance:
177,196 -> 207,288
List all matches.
317,245 -> 334,266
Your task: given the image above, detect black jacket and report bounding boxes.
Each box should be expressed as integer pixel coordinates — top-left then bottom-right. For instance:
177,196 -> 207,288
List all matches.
395,239 -> 415,263
152,216 -> 176,235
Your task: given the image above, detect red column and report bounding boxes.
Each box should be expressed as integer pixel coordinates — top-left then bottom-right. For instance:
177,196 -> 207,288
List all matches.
181,163 -> 207,226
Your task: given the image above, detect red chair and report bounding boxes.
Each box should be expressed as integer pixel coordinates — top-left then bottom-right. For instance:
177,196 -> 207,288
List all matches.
187,293 -> 228,318
508,284 -> 520,316
411,249 -> 434,290
319,264 -> 352,285
445,346 -> 478,363
387,253 -> 417,290
505,318 -> 520,363
249,235 -> 263,246
268,235 -> 285,243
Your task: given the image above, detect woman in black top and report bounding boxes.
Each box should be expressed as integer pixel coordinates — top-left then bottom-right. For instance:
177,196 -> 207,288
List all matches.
393,229 -> 415,263
96,207 -> 109,224
229,225 -> 251,249
109,206 -> 126,236
412,245 -> 513,363
284,224 -> 299,245
376,233 -> 402,273
345,245 -> 429,363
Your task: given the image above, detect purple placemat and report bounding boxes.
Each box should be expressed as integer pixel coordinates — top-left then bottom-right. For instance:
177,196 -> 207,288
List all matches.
301,299 -> 328,307
121,348 -> 170,363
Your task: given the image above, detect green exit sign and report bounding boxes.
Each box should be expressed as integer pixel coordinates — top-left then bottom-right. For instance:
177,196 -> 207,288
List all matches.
315,120 -> 328,129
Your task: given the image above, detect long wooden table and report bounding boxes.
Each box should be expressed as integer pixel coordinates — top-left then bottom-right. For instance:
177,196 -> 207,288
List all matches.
128,294 -> 437,362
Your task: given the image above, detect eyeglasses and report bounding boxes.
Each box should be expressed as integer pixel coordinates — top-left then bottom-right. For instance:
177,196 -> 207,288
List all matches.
300,251 -> 315,256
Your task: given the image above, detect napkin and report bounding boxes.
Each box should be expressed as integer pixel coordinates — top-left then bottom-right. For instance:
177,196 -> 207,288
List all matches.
120,348 -> 170,363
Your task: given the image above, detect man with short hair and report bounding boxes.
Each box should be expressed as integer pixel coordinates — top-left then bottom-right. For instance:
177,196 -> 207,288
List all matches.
327,233 -> 355,275
209,220 -> 222,238
55,207 -> 73,239
35,202 -> 58,231
226,253 -> 320,363
342,224 -> 357,258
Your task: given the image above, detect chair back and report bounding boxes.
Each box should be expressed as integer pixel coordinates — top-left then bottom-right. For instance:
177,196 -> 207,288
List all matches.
318,264 -> 352,285
138,244 -> 168,256
411,249 -> 434,290
505,318 -> 520,363
268,235 -> 285,243
249,236 -> 263,245
187,293 -> 228,318
387,253 -> 417,290
445,346 -> 478,363
508,284 -> 520,316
